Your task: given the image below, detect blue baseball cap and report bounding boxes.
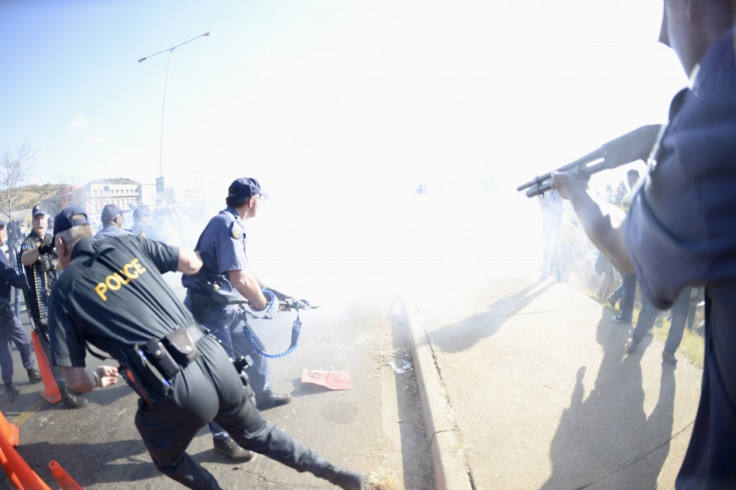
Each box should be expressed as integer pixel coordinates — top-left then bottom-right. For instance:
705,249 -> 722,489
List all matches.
133,206 -> 151,220
32,204 -> 47,217
53,206 -> 89,237
227,177 -> 268,200
101,204 -> 122,223
0,220 -> 6,228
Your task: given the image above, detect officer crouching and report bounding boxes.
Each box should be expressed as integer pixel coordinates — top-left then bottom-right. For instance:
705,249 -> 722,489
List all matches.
47,206 -> 366,490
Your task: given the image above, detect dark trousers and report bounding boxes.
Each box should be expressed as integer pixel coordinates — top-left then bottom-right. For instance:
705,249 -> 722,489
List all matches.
665,287 -> 692,355
135,335 -> 329,489
0,307 -> 36,384
631,296 -> 659,345
631,287 -> 692,353
620,273 -> 637,321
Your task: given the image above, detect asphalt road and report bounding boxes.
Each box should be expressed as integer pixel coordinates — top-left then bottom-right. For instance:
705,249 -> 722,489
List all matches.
1,275 -> 433,489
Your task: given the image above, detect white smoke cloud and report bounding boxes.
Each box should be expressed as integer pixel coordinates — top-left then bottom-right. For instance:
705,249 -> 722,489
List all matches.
68,115 -> 89,133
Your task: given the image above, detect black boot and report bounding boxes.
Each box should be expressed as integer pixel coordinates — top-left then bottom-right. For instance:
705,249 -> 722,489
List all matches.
27,368 -> 42,384
4,382 -> 19,403
59,383 -> 88,409
312,461 -> 365,490
255,390 -> 292,410
213,437 -> 256,461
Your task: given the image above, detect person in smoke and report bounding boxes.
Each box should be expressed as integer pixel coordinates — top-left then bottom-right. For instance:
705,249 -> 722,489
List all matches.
182,177 -> 292,460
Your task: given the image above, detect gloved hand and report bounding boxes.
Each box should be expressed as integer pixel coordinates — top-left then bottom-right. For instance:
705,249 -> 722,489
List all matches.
252,288 -> 279,319
38,243 -> 54,255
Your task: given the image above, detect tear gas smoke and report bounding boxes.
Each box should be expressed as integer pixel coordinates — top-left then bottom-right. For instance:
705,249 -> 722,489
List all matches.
162,174 -> 543,309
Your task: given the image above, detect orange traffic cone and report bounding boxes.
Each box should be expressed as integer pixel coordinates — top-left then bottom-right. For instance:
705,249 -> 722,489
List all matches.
32,331 -> 61,404
49,460 -> 83,490
0,428 -> 51,489
0,411 -> 19,447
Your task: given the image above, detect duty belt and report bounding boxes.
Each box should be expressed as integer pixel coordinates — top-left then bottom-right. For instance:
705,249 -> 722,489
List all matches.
121,324 -> 205,406
186,324 -> 205,343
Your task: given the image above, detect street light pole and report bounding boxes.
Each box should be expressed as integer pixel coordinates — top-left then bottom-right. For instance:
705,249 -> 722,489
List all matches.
138,31 -> 210,203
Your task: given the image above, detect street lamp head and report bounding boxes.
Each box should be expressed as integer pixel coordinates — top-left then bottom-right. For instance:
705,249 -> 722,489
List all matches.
203,31 -> 211,36
138,57 -> 147,63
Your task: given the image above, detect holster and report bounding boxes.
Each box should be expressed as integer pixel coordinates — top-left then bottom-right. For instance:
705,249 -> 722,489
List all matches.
187,288 -> 214,322
119,348 -> 171,406
121,326 -> 204,406
143,326 -> 203,380
196,272 -> 247,306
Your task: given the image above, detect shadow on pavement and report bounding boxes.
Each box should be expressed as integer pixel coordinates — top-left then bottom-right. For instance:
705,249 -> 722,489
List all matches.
430,279 -> 554,353
16,439 -> 158,487
541,310 -> 676,489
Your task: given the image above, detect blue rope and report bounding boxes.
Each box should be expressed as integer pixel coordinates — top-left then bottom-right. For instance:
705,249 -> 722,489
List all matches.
245,309 -> 303,358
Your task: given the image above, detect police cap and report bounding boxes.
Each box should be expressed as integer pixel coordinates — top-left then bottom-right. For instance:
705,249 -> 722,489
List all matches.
101,204 -> 123,223
53,206 -> 89,238
228,177 -> 268,200
133,206 -> 151,220
32,204 -> 47,217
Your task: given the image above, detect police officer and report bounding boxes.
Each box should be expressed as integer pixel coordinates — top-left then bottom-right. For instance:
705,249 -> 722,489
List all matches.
130,205 -> 161,241
20,204 -> 87,409
182,177 -> 291,460
94,204 -> 131,240
0,218 -> 42,402
48,206 -> 365,489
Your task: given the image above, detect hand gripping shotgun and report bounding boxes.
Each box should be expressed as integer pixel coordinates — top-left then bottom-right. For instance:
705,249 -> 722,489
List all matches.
516,124 -> 663,198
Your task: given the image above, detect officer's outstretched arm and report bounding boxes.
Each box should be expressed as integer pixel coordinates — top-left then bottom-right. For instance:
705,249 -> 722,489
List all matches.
229,269 -> 268,310
20,246 -> 41,266
552,171 -> 634,274
177,249 -> 202,275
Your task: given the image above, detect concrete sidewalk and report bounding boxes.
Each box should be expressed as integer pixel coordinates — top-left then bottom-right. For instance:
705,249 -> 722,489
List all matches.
406,275 -> 702,490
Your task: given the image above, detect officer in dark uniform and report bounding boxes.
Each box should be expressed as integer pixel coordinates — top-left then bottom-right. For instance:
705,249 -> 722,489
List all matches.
0,218 -> 42,401
94,204 -> 132,240
182,177 -> 291,460
48,206 -> 365,490
20,204 -> 87,409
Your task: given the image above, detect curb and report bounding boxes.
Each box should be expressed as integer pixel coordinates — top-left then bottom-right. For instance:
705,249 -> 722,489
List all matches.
403,296 -> 473,490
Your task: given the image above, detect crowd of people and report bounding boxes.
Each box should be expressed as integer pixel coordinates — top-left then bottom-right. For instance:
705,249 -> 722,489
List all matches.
1,0 -> 735,488
0,180 -> 370,489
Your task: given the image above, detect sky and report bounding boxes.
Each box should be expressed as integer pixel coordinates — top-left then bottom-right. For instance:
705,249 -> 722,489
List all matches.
1,0 -> 688,298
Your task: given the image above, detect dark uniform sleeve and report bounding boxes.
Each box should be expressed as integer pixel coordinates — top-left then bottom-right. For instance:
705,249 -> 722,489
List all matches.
0,252 -> 24,289
624,39 -> 736,309
47,289 -> 88,368
135,235 -> 180,274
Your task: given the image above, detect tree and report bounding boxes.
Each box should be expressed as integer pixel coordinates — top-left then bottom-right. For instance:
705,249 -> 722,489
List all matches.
0,141 -> 36,220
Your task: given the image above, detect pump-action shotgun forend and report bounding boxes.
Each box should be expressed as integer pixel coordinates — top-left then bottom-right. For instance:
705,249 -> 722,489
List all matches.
516,124 -> 663,198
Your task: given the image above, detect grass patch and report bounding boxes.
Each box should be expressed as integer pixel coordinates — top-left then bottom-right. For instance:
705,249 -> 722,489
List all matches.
564,267 -> 705,368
